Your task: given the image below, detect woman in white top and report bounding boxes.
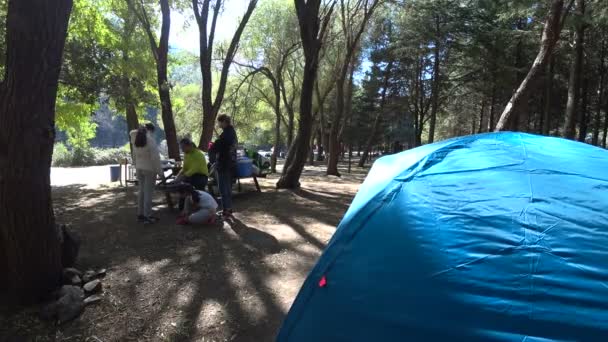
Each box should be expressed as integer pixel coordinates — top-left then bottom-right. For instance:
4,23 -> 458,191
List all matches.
129,124 -> 163,224
176,189 -> 218,225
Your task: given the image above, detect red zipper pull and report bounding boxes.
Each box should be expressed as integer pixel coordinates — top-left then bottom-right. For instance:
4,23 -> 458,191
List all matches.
318,275 -> 327,287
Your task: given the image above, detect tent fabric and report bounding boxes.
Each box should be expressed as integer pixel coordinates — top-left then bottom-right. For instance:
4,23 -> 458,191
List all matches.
277,132 -> 608,342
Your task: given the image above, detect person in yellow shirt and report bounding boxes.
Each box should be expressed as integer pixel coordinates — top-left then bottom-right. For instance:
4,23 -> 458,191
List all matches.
176,138 -> 209,211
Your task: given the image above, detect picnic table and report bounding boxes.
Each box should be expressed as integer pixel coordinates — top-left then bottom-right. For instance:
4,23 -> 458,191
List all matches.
158,162 -> 264,210
206,171 -> 263,197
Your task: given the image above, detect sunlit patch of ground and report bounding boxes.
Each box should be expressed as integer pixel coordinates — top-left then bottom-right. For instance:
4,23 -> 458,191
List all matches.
1,162 -> 368,342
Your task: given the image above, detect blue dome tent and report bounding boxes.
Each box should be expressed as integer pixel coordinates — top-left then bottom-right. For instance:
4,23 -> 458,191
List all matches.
277,133 -> 608,341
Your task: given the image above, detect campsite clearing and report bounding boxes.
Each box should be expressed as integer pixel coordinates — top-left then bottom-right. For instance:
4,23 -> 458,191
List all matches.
0,163 -> 366,341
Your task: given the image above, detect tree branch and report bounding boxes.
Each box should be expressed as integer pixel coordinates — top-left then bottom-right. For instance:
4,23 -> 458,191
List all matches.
212,0 -> 258,113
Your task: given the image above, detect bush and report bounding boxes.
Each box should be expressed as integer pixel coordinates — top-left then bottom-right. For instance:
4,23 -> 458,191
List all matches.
94,147 -> 130,165
52,143 -> 72,167
71,146 -> 96,166
52,143 -> 131,167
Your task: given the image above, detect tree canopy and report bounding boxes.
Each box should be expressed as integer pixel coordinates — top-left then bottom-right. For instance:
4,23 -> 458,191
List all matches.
3,0 -> 608,171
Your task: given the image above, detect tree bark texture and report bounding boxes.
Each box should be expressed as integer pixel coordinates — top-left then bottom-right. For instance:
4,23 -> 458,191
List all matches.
327,0 -> 380,176
129,0 -> 180,159
428,18 -> 441,143
563,0 -> 585,139
593,38 -> 605,146
477,99 -> 486,134
277,0 -> 334,188
542,56 -> 555,135
359,60 -> 392,167
495,0 -> 571,132
0,0 -> 73,302
578,76 -> 589,142
193,0 -> 258,149
157,0 -> 179,159
271,74 -> 281,173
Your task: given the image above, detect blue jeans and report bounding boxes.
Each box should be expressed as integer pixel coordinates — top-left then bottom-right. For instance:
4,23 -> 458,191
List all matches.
217,169 -> 233,210
136,169 -> 156,217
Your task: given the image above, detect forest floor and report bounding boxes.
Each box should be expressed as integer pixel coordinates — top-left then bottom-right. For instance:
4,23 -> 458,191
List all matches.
1,162 -> 368,342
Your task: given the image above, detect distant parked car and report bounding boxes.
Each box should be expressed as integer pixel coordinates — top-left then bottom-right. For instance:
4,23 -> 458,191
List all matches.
259,154 -> 271,169
258,150 -> 272,158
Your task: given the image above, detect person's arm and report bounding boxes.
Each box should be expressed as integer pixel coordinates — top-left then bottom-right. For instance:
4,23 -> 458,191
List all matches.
181,153 -> 191,177
212,131 -> 227,151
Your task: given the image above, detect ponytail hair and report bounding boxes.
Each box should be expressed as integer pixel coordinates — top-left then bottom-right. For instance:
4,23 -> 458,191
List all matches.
134,127 -> 147,148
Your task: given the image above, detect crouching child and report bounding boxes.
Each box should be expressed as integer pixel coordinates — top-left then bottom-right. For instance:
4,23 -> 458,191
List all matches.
176,189 -> 218,225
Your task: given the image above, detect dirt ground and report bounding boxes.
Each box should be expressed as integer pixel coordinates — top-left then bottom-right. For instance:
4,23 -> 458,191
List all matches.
1,163 -> 367,342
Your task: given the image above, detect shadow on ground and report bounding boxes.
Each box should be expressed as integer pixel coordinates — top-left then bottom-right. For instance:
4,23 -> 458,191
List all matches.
1,163 -> 366,342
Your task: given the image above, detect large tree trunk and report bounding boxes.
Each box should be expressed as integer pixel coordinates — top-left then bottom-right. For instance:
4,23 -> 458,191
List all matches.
542,56 -> 555,135
563,0 -> 585,139
495,0 -> 570,131
0,0 -> 73,303
316,129 -> 324,162
277,60 -> 316,188
126,102 -> 139,133
271,80 -> 281,173
157,0 -> 179,159
477,99 -> 486,134
308,131 -> 316,166
510,19 -> 527,131
194,0 -> 258,149
326,0 -> 379,176
326,78 -> 345,176
359,113 -> 380,167
415,56 -> 425,146
428,23 -> 441,143
488,78 -> 497,131
578,76 -> 590,142
130,0 -> 180,159
593,38 -> 606,146
359,60 -> 392,167
277,0 -> 333,188
287,111 -> 295,149
271,114 -> 280,173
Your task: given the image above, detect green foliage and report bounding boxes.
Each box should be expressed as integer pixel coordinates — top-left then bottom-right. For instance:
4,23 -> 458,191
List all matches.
170,50 -> 202,85
8,0 -> 608,158
52,143 -> 130,167
55,86 -> 98,148
52,143 -> 72,167
172,83 -> 202,142
56,0 -> 158,146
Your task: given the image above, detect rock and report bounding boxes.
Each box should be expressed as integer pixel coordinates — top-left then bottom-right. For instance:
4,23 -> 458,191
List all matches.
83,279 -> 102,293
82,270 -> 96,283
56,286 -> 85,324
70,275 -> 82,286
41,285 -> 84,324
96,268 -> 107,277
63,267 -> 83,277
62,268 -> 82,285
84,294 -> 102,305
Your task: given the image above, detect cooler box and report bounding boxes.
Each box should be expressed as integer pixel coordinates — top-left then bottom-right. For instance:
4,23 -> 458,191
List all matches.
236,157 -> 253,178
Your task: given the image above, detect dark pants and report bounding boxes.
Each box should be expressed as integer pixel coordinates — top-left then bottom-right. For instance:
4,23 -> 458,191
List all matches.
217,169 -> 233,210
179,174 -> 208,211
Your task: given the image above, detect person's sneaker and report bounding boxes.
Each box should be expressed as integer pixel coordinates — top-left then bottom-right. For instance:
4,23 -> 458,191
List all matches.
222,209 -> 233,218
143,217 -> 157,225
176,217 -> 188,225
